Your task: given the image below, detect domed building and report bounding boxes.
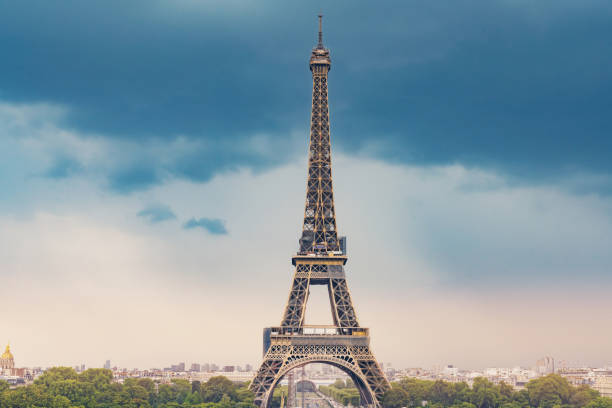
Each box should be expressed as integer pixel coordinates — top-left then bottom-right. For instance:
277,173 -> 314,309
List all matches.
1,343 -> 15,370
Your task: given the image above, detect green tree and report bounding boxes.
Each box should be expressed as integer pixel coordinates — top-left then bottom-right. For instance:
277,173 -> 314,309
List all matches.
451,402 -> 478,408
454,382 -> 473,404
499,382 -> 515,403
570,385 -> 599,408
512,389 -> 531,408
526,375 -> 572,408
396,377 -> 432,407
79,368 -> 113,386
499,402 -> 522,408
117,383 -> 151,407
585,397 -> 612,408
171,378 -> 192,404
0,379 -> 9,395
235,385 -> 255,405
470,377 -> 499,408
201,376 -> 237,403
185,390 -> 203,405
192,380 -> 202,394
431,380 -> 458,406
158,383 -> 178,404
383,386 -> 410,408
35,367 -> 79,387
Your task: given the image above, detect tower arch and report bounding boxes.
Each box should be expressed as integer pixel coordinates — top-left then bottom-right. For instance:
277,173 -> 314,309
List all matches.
261,359 -> 375,408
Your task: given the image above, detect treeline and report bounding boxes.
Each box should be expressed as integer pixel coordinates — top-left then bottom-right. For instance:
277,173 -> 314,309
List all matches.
0,367 -> 255,408
319,384 -> 360,406
3,369 -> 612,408
317,379 -> 360,406
382,375 -> 612,408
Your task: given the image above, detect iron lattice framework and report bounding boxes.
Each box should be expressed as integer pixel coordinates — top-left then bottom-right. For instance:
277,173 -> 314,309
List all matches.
299,30 -> 337,254
250,16 -> 390,408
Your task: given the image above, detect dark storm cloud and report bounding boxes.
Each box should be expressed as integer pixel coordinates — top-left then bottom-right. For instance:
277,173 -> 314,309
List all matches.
183,217 -> 228,235
104,141 -> 287,193
1,0 -> 612,191
109,165 -> 163,194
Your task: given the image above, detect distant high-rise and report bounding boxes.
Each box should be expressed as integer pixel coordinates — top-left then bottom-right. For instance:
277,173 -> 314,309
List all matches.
190,363 -> 201,372
104,360 -> 111,370
536,356 -> 555,374
170,362 -> 186,372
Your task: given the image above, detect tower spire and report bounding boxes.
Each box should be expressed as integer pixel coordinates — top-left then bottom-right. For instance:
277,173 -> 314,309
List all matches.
303,14 -> 334,254
318,14 -> 324,48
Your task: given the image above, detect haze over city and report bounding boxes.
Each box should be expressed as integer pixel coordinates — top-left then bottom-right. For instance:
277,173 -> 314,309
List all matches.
2,0 -> 612,375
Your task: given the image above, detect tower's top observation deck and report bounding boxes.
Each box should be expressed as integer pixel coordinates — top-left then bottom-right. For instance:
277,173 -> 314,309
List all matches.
310,15 -> 331,70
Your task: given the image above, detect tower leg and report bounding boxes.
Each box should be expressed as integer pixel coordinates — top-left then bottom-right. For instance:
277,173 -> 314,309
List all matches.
329,278 -> 358,328
281,275 -> 310,328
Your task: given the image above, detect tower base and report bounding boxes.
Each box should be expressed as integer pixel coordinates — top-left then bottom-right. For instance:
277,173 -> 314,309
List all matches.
250,326 -> 389,408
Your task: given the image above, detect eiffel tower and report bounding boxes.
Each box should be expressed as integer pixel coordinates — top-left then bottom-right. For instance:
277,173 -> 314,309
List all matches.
250,15 -> 390,408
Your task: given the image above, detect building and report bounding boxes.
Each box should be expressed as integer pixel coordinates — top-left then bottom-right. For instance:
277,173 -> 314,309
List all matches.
169,362 -> 186,372
559,368 -> 593,386
1,344 -> 15,371
104,360 -> 111,370
594,376 -> 612,398
443,365 -> 459,376
535,357 -> 555,375
190,363 -> 201,372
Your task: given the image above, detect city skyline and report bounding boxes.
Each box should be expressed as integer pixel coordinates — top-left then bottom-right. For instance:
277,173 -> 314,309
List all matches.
2,0 -> 612,372
4,343 -> 611,373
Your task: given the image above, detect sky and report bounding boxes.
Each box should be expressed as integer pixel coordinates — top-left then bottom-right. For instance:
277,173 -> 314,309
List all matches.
1,0 -> 612,371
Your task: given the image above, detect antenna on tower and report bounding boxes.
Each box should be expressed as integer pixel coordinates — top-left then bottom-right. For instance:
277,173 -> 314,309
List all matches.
317,13 -> 324,48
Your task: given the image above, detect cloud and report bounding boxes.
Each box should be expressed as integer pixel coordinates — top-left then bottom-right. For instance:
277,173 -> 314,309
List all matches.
109,165 -> 163,194
183,217 -> 228,235
0,100 -> 304,197
43,156 -> 83,179
137,204 -> 177,223
0,1 -> 611,191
